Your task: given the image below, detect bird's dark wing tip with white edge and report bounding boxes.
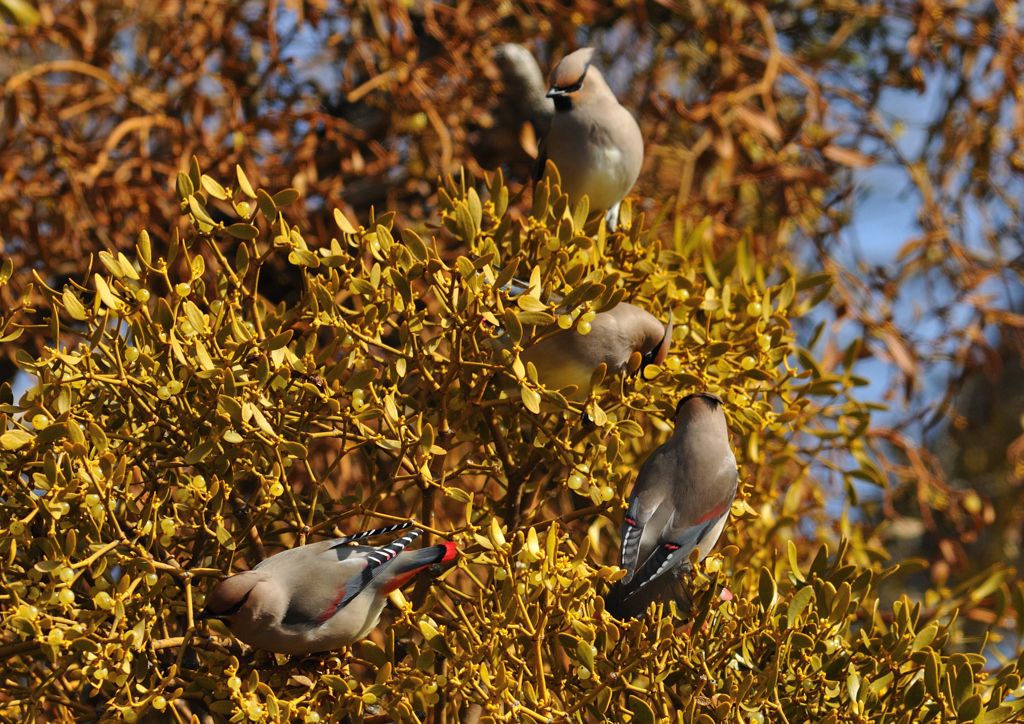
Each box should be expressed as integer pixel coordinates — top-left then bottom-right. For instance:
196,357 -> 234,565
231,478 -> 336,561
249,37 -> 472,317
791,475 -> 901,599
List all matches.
325,528 -> 424,618
364,529 -> 423,582
331,521 -> 415,548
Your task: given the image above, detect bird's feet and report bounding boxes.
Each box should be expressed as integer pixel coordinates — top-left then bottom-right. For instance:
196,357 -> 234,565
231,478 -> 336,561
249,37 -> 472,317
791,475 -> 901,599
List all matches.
604,203 -> 621,232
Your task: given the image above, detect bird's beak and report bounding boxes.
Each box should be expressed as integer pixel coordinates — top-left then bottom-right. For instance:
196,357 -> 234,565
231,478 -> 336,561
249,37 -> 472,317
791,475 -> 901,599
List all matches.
196,608 -> 219,622
641,313 -> 674,373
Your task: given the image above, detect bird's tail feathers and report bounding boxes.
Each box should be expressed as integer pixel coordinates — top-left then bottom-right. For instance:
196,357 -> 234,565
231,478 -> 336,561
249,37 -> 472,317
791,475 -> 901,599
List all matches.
394,541 -> 458,571
605,573 -> 692,621
381,542 -> 458,594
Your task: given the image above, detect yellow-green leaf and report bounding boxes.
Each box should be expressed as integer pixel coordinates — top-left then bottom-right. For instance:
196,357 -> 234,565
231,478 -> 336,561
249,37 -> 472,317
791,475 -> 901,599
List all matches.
63,289 -> 88,320
1,430 -> 33,450
289,248 -> 320,267
185,440 -> 217,465
0,258 -> 13,285
758,566 -> 777,611
957,694 -> 981,722
503,308 -> 523,346
627,696 -> 655,724
272,188 -> 300,207
194,340 -> 215,371
516,311 -> 555,327
226,223 -> 259,240
256,189 -> 277,219
521,385 -> 541,414
517,295 -> 548,313
87,422 -> 108,453
788,540 -> 805,583
617,420 -> 644,438
454,203 -> 477,245
334,208 -> 357,235
184,301 -> 206,334
236,165 -> 257,198
790,632 -> 814,649
401,229 -> 427,260
94,275 -> 120,310
176,170 -> 194,199
188,195 -> 215,226
924,650 -> 940,699
99,251 -> 125,279
116,252 -> 140,280
467,187 -> 482,232
787,586 -> 813,628
201,175 -> 229,200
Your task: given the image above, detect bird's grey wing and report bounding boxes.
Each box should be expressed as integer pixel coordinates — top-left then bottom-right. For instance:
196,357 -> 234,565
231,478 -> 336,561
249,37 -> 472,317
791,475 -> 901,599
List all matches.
625,453 -> 737,589
620,449 -> 736,586
278,553 -> 366,628
618,450 -> 676,583
616,104 -> 645,186
621,500 -> 731,597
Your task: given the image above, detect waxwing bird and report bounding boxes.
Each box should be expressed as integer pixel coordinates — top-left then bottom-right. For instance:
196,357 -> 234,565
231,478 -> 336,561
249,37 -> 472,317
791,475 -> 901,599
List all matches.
199,523 -> 457,654
483,271 -> 671,399
606,393 -> 738,620
534,47 -> 644,230
520,302 -> 672,400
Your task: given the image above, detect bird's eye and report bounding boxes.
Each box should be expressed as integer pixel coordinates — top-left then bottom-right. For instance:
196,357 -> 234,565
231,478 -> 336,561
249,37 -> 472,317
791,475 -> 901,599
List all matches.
552,70 -> 587,95
562,77 -> 584,93
217,588 -> 252,618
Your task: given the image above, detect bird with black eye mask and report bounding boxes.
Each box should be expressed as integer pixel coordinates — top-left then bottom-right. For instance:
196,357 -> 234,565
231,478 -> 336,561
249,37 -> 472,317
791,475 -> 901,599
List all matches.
534,47 -> 645,231
198,523 -> 457,654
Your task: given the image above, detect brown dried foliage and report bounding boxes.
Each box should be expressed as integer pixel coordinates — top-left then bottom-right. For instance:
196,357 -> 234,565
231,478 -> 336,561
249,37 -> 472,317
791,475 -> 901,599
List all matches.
2,0 -> 1024,720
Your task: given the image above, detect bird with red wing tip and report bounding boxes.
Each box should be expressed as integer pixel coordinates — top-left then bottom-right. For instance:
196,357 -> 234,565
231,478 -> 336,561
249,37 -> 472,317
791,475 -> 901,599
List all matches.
199,523 -> 458,654
606,393 -> 738,620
